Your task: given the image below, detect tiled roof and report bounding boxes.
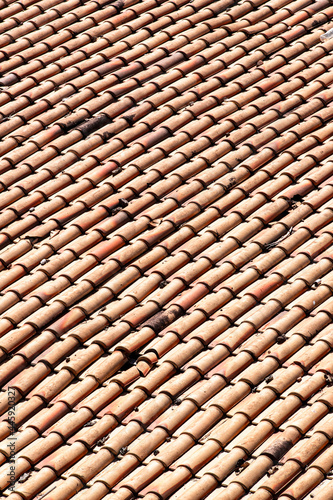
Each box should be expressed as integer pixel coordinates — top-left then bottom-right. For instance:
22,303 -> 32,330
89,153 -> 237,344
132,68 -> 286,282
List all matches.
0,0 -> 333,497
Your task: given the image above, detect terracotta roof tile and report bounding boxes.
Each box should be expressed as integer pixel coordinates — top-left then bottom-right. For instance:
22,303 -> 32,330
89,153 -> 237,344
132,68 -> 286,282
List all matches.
0,0 -> 333,497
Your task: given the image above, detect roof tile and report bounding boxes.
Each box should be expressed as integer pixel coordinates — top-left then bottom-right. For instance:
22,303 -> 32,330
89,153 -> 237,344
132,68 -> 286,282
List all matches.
0,0 -> 333,497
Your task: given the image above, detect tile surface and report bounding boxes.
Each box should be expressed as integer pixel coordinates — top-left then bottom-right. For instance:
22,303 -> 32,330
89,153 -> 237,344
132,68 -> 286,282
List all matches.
0,0 -> 333,498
